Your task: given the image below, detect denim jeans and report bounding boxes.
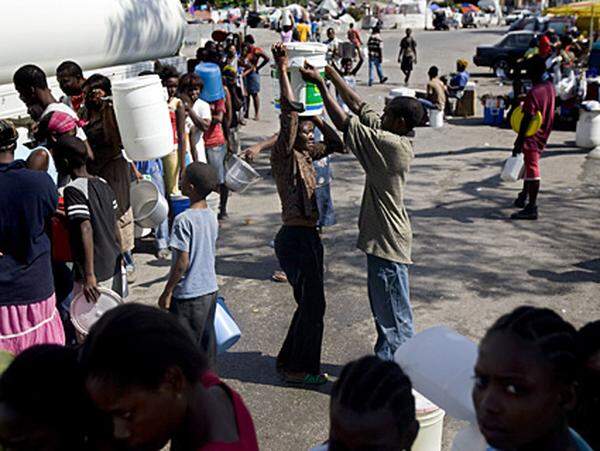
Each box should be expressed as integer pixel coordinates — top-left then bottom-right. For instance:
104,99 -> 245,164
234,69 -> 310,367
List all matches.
368,57 -> 384,85
367,254 -> 414,360
275,226 -> 325,375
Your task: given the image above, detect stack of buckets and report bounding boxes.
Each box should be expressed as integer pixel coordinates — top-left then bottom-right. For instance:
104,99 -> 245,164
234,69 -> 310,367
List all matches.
272,42 -> 328,116
483,96 -> 505,126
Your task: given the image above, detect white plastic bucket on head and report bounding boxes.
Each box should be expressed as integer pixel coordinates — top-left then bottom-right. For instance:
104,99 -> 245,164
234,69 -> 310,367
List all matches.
215,297 -> 241,354
112,75 -> 174,161
412,390 -> 445,451
130,179 -> 169,228
394,326 -> 478,423
429,109 -> 444,128
501,154 -> 524,182
272,42 -> 328,116
225,155 -> 261,193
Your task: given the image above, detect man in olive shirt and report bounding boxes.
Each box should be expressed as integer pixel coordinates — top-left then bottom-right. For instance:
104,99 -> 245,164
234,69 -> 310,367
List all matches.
301,63 -> 424,360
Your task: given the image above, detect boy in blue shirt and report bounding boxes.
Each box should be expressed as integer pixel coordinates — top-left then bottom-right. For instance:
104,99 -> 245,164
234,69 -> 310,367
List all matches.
159,162 -> 219,366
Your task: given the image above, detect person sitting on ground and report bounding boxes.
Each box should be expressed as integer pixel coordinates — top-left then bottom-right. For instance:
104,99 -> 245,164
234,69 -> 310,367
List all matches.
570,320 -> 600,450
263,43 -> 344,386
425,66 -> 447,112
511,56 -> 555,221
473,306 -> 593,451
56,60 -> 87,115
81,303 -> 259,451
0,120 -> 64,355
57,135 -> 123,302
0,345 -> 111,451
300,60 -> 424,361
158,162 -> 220,367
448,59 -> 470,97
311,355 -> 419,451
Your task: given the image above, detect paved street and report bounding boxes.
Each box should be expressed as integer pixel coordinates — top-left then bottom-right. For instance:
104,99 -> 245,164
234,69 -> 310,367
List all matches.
134,26 -> 600,450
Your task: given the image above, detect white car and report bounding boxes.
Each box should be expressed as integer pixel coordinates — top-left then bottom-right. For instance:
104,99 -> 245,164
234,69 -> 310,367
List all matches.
504,9 -> 532,25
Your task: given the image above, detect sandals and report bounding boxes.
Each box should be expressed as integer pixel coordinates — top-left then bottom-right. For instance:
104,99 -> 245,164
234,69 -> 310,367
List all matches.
281,370 -> 329,386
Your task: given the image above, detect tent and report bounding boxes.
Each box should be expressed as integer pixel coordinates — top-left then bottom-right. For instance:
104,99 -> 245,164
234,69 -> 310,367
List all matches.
546,1 -> 600,32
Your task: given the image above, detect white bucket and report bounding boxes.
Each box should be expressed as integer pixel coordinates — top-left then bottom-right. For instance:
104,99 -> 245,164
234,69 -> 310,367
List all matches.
272,42 -> 328,116
576,109 -> 600,148
412,391 -> 445,451
130,179 -> 169,228
225,155 -> 261,193
112,75 -> 174,161
215,297 -> 241,354
429,109 -> 444,128
386,87 -> 417,104
501,154 -> 524,182
394,326 -> 478,423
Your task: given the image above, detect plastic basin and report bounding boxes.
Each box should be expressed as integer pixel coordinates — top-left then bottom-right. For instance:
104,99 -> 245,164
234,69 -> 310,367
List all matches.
130,179 -> 169,228
225,155 -> 261,193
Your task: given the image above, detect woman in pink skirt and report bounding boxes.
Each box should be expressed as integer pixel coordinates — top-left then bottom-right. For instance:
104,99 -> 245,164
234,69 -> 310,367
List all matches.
0,120 -> 65,355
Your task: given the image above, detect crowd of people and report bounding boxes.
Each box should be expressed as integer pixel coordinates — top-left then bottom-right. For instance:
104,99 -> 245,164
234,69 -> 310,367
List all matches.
0,21 -> 598,451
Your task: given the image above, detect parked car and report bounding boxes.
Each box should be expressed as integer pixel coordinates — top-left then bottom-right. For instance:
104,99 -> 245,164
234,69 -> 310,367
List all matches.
463,11 -> 492,28
509,15 -> 575,35
504,8 -> 532,25
473,30 -> 536,76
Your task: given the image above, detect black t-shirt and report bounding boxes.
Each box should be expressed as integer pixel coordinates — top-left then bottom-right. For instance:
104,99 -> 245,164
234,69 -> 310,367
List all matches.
64,177 -> 120,282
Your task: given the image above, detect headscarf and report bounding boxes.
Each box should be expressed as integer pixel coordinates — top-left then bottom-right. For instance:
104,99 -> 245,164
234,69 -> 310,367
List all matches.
46,111 -> 86,135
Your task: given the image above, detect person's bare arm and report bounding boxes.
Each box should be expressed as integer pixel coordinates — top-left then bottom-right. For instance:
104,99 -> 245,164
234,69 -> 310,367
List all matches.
310,116 -> 344,154
272,43 -> 298,153
243,133 -> 278,161
513,112 -> 532,156
158,250 -> 189,310
175,100 -> 187,179
256,49 -> 271,72
80,219 -> 100,303
181,94 -> 211,131
300,64 -> 349,131
324,65 -> 363,115
188,127 -> 199,162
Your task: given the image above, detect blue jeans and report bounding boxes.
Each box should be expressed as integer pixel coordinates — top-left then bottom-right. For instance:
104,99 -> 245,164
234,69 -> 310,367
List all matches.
368,57 -> 384,86
367,254 -> 414,360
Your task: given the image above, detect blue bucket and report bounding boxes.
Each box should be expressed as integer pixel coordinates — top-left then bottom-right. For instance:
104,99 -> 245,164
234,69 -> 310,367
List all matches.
195,62 -> 225,102
170,195 -> 190,219
215,296 -> 241,354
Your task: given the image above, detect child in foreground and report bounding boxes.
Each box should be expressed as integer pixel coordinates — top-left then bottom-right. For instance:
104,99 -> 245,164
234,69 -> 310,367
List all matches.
159,162 -> 219,367
81,303 -> 259,451
310,355 -> 419,451
473,306 -> 593,451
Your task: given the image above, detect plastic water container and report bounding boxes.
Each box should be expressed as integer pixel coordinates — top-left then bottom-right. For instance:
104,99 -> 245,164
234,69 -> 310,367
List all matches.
501,154 -> 524,182
112,75 -> 174,161
272,42 -> 328,116
70,287 -> 123,338
130,179 -> 169,229
195,62 -> 225,102
412,391 -> 445,451
429,109 -> 444,128
576,106 -> 600,148
170,194 -> 190,218
215,296 -> 241,354
394,326 -> 478,424
225,155 -> 261,193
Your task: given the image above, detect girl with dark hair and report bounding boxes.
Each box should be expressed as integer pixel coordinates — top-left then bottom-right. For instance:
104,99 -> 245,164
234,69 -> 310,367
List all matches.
81,303 -> 259,451
316,355 -> 419,450
81,74 -> 135,282
473,306 -> 593,451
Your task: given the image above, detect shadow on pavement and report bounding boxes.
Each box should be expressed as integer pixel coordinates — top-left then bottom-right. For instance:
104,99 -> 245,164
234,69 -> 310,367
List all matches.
528,258 -> 600,284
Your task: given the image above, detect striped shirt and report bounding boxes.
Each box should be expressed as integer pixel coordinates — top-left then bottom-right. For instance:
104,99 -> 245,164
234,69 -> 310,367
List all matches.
64,177 -> 120,282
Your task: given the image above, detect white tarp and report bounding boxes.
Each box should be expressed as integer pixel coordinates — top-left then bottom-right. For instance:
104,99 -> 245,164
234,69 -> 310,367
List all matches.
317,0 -> 342,16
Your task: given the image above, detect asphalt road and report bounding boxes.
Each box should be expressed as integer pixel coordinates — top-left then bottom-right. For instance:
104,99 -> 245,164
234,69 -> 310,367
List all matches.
133,25 -> 600,450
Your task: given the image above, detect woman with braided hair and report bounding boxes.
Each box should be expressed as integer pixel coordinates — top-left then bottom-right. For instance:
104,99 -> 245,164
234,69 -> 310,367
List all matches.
318,355 -> 419,451
473,306 -> 593,451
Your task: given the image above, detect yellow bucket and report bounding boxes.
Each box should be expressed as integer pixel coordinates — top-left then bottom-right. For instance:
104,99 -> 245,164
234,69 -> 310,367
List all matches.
510,105 -> 543,137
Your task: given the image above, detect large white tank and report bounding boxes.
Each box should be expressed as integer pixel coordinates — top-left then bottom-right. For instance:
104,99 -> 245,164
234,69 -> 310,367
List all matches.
0,0 -> 186,85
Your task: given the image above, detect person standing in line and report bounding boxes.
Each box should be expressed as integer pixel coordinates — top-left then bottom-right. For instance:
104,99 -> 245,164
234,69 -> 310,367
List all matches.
367,26 -> 388,86
241,35 -> 270,121
158,163 -> 219,367
511,57 -> 555,220
0,120 -> 65,355
80,75 -> 136,283
300,61 -> 424,360
56,61 -> 87,115
398,28 -> 417,85
270,44 -> 344,385
179,73 -> 212,165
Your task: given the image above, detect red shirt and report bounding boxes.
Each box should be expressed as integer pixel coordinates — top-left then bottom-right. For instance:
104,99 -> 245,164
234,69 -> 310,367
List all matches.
198,372 -> 259,451
539,35 -> 552,58
203,99 -> 227,148
347,28 -> 362,46
522,80 -> 555,153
